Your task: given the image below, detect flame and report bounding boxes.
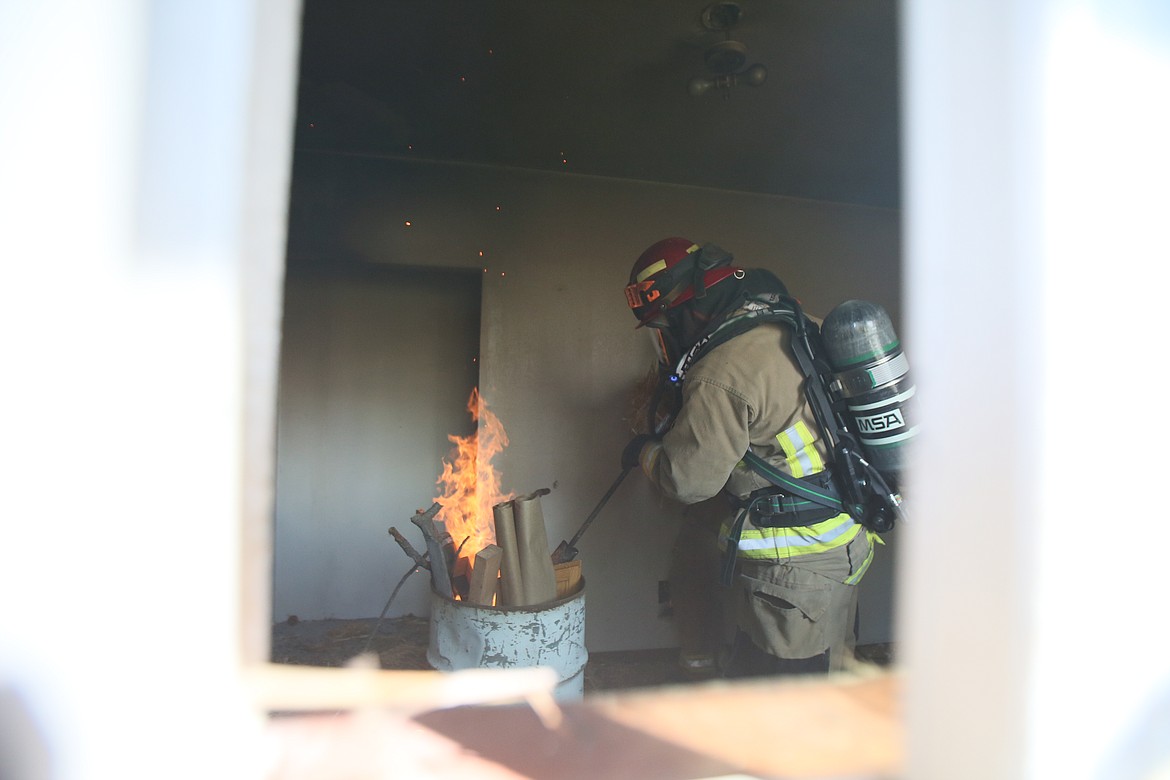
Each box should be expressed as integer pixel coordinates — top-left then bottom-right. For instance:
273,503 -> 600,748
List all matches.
433,388 -> 513,560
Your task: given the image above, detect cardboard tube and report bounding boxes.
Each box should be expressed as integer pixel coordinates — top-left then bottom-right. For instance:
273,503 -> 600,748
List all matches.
512,493 -> 557,605
492,501 -> 524,606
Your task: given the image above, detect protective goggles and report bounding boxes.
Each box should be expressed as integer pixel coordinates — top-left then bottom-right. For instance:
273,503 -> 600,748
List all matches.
626,264 -> 742,327
624,279 -> 663,311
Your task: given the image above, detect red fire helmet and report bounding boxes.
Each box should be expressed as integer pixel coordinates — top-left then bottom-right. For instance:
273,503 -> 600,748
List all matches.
624,237 -> 739,327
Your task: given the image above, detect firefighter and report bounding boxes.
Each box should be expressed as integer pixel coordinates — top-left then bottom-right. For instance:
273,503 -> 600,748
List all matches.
621,237 -> 879,676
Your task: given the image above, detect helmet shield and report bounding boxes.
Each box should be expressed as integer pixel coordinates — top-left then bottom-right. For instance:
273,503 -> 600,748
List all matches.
645,317 -> 683,367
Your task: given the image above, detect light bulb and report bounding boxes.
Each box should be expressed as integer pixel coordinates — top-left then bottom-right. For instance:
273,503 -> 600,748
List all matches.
741,63 -> 767,87
688,77 -> 714,97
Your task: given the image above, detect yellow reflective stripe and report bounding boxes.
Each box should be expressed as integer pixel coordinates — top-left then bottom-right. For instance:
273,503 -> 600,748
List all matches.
635,244 -> 699,283
720,514 -> 861,560
844,531 -> 880,584
775,421 -> 824,478
635,259 -> 667,283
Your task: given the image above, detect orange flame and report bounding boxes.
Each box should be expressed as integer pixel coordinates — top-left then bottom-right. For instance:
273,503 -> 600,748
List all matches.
433,388 -> 513,559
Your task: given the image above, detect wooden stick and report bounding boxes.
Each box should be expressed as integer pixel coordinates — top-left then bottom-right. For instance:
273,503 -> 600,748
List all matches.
411,504 -> 452,597
467,544 -> 502,606
433,520 -> 458,578
387,526 -> 429,570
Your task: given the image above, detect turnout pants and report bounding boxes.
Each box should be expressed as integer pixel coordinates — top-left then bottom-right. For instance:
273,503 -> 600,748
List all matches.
726,527 -> 870,676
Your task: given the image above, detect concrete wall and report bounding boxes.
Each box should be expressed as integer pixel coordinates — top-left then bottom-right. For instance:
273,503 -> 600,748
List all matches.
276,150 -> 903,651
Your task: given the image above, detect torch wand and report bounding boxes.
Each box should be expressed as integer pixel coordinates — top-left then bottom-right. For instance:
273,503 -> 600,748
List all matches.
550,466 -> 633,564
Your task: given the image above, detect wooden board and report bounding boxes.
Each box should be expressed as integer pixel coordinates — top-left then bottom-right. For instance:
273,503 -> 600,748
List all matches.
468,544 -> 502,606
554,560 -> 582,598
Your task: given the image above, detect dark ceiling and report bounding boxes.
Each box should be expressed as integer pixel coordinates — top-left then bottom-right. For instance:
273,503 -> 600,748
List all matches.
293,0 -> 901,209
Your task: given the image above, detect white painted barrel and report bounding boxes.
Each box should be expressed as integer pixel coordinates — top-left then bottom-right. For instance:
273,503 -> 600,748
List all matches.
427,581 -> 588,700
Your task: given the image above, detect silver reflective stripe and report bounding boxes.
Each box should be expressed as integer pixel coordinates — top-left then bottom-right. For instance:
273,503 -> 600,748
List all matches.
736,518 -> 857,551
833,351 -> 907,397
791,448 -> 817,476
866,351 -> 909,387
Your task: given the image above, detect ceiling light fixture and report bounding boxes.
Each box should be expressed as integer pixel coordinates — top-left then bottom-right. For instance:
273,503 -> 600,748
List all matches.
688,2 -> 767,98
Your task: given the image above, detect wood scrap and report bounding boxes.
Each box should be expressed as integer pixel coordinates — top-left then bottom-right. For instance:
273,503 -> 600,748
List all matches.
410,503 -> 452,598
554,559 -> 582,598
388,526 -> 429,570
451,555 -> 471,600
467,544 -> 502,606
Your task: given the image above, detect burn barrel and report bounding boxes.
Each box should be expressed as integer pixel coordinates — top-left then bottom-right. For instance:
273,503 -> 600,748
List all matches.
426,580 -> 588,700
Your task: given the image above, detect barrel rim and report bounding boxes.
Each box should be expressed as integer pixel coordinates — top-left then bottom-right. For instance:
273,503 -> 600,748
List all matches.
430,577 -> 586,613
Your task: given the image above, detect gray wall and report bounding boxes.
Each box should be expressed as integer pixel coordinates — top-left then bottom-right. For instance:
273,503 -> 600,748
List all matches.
276,151 -> 902,651
274,265 -> 482,624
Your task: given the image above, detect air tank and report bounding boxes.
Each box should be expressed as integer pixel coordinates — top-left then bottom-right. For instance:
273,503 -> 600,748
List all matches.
821,300 -> 917,482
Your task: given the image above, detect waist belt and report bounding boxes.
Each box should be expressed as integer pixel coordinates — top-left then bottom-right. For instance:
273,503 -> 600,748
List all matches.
735,472 -> 843,528
740,451 -> 845,514
719,452 -> 847,585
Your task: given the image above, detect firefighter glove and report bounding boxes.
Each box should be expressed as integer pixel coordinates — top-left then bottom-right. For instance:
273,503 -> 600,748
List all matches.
621,434 -> 656,471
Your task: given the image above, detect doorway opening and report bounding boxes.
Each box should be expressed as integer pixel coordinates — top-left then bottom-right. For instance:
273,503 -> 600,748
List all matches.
272,263 -> 482,633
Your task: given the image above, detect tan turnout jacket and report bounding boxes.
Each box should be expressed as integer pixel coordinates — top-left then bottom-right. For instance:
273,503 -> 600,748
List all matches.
638,320 -> 876,665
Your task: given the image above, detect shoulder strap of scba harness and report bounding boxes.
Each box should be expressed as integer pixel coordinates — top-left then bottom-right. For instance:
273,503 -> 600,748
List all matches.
667,292 -> 904,584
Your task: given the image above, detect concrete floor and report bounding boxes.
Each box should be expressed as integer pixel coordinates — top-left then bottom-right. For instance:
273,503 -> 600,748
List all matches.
270,616 -> 894,694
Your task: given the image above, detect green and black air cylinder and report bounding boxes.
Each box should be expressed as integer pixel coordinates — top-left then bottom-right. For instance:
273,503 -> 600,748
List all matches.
821,299 -> 917,482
